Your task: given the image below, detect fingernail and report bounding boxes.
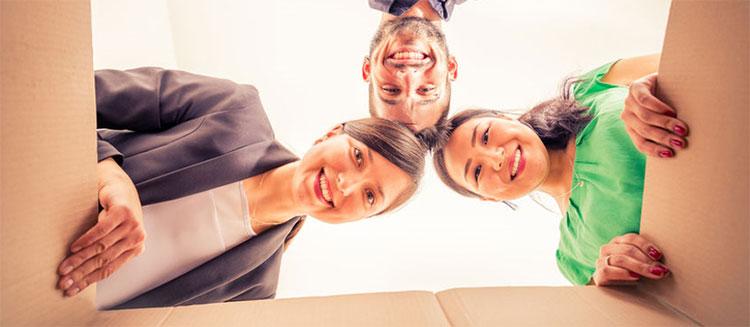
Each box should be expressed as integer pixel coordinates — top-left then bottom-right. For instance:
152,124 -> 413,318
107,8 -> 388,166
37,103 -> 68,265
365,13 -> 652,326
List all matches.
647,247 -> 662,260
659,150 -> 673,158
649,265 -> 669,276
629,272 -> 641,278
67,287 -> 80,296
670,139 -> 684,149
71,246 -> 81,253
673,125 -> 686,136
62,279 -> 73,289
61,266 -> 73,275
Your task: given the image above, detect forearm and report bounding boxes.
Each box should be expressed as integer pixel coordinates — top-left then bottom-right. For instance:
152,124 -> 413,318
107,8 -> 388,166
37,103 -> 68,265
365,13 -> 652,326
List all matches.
601,53 -> 661,86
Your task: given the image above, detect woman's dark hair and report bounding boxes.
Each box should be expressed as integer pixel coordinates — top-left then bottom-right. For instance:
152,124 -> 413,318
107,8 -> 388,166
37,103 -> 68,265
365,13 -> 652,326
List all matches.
433,78 -> 592,200
342,117 -> 427,214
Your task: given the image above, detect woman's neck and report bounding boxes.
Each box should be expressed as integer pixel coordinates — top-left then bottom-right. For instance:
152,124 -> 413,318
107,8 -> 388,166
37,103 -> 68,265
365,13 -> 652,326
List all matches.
539,138 -> 577,210
242,161 -> 305,227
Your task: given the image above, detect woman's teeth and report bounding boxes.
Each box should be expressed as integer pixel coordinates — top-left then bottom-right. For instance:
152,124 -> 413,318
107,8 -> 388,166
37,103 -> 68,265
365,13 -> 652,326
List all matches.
319,173 -> 332,204
511,149 -> 521,178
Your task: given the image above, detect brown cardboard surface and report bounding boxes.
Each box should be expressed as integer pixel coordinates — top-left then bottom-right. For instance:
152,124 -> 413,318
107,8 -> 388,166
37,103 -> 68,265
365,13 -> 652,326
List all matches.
436,286 -> 692,326
0,3 -> 450,326
161,291 -> 449,327
2,0 -> 747,326
639,1 -> 750,326
0,0 -> 114,325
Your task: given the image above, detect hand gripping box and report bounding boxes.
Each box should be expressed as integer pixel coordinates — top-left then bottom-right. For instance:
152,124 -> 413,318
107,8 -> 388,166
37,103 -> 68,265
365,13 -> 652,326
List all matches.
1,1 -> 747,326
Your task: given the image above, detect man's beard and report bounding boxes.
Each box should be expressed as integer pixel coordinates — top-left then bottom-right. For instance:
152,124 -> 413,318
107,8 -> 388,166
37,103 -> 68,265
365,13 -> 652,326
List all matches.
369,16 -> 448,56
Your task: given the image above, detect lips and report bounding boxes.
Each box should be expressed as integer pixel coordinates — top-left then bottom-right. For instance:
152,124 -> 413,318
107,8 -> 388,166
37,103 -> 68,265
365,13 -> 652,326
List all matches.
313,168 -> 334,208
386,48 -> 432,66
510,146 -> 526,181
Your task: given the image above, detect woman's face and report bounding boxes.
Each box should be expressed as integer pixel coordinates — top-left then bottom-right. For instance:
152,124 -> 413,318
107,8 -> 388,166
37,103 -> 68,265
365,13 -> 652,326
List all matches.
443,115 -> 550,201
293,126 -> 411,223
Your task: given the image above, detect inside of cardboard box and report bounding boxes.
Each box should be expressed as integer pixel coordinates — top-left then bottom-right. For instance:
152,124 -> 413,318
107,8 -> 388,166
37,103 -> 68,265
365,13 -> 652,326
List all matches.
1,0 -> 748,326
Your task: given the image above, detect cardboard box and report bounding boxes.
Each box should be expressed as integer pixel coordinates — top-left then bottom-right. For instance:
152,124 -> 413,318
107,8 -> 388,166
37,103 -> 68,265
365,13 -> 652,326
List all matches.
1,0 -> 747,326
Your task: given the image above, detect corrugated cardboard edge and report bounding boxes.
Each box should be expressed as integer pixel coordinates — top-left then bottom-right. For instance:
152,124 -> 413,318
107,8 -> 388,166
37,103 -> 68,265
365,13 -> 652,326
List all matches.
639,1 -> 750,326
435,286 -> 692,326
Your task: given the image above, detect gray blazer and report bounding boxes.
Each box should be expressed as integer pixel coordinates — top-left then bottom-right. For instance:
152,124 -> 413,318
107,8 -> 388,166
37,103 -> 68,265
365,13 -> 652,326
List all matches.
95,67 -> 304,309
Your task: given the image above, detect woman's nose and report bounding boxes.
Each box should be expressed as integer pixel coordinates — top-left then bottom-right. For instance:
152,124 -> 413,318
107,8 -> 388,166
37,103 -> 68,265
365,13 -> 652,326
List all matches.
336,173 -> 355,196
491,147 -> 505,171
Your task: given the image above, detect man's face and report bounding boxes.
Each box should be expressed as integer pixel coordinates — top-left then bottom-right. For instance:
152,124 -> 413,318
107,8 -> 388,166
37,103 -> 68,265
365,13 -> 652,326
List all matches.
364,16 -> 457,131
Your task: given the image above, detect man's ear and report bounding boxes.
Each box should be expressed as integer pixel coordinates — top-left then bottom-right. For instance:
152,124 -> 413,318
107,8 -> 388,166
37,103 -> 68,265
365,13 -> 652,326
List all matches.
448,55 -> 458,81
314,124 -> 345,145
362,56 -> 371,82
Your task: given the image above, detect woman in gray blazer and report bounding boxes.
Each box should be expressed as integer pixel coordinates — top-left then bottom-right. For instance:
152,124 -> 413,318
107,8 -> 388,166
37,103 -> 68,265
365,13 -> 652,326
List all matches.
56,68 -> 426,309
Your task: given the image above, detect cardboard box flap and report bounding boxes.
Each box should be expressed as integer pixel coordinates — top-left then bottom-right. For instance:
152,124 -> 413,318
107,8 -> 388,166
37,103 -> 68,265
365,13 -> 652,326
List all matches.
0,1 -> 124,326
158,291 -> 449,327
435,286 -> 692,326
639,1 -> 750,326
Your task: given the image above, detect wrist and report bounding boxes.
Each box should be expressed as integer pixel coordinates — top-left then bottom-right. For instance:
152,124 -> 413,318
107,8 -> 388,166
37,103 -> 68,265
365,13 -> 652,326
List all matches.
97,158 -> 130,190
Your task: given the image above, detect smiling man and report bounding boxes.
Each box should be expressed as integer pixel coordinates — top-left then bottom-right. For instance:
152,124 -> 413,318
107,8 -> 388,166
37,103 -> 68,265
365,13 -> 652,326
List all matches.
365,0 -> 464,146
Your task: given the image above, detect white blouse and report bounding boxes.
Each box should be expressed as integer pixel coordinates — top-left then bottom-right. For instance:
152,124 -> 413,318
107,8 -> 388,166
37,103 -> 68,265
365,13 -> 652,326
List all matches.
96,181 -> 255,309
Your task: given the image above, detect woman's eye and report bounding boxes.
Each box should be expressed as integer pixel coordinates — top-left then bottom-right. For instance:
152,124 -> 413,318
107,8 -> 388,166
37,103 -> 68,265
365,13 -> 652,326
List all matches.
482,127 -> 490,145
353,147 -> 363,166
365,189 -> 375,206
474,165 -> 482,183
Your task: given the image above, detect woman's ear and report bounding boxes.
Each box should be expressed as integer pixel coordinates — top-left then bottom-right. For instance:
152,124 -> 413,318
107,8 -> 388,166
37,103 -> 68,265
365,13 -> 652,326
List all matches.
361,56 -> 371,82
314,124 -> 345,145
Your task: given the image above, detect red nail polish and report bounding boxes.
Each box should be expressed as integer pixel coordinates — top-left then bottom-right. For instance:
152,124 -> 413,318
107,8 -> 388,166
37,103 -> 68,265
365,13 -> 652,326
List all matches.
670,139 -> 683,148
629,272 -> 640,278
673,125 -> 686,136
648,247 -> 662,260
659,151 -> 673,158
649,265 -> 669,276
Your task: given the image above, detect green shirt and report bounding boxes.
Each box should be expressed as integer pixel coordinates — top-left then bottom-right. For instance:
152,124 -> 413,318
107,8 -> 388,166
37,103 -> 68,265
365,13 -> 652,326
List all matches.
556,61 -> 647,285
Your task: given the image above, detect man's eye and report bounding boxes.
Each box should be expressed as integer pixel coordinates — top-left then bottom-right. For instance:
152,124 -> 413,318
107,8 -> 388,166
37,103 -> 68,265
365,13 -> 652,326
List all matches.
474,165 -> 482,183
353,147 -> 363,166
418,86 -> 435,93
482,127 -> 490,145
365,189 -> 375,205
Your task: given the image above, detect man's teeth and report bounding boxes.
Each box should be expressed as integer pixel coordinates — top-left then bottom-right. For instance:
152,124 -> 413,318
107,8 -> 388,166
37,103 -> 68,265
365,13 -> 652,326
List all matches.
511,149 -> 521,177
319,173 -> 332,203
392,51 -> 425,59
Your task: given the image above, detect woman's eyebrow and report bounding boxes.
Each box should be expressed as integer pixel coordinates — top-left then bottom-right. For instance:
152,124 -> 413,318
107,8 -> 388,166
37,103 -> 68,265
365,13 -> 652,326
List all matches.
464,159 -> 473,184
471,123 -> 479,148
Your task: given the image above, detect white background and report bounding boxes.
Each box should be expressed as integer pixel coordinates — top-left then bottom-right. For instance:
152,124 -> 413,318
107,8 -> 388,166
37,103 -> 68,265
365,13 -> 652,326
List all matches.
91,0 -> 671,298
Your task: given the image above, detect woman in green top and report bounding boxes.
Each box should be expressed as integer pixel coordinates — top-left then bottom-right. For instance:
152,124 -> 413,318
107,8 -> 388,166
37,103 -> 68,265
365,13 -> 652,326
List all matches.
432,54 -> 690,285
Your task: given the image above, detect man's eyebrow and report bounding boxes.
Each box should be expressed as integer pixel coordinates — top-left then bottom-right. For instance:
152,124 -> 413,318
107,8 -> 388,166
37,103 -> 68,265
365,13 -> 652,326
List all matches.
464,158 -> 473,184
378,94 -> 400,106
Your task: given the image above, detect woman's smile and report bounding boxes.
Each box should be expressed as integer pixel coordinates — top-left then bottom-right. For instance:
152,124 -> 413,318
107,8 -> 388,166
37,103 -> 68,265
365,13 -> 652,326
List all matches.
510,145 -> 526,181
314,168 -> 334,208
